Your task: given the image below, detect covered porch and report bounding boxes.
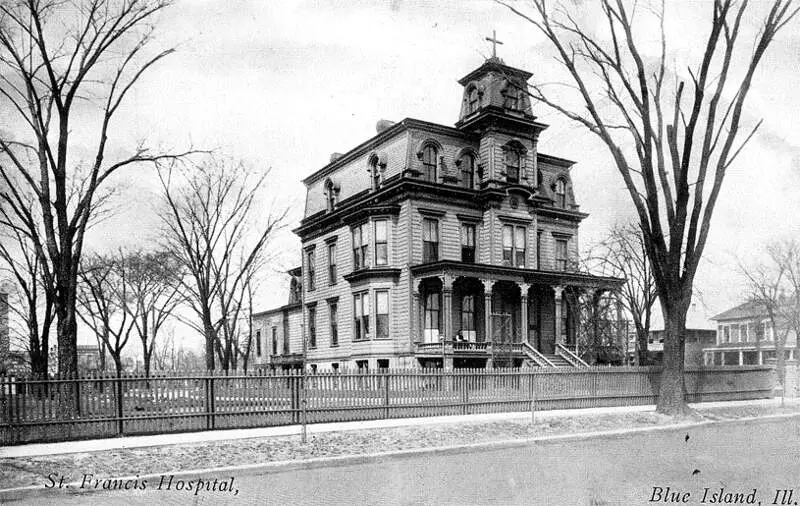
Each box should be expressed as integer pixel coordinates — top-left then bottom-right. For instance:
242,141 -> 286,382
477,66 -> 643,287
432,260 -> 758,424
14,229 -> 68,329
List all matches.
410,261 -> 624,368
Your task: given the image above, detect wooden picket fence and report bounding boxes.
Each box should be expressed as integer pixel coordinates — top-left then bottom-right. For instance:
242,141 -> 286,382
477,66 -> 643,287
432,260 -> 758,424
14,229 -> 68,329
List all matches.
0,365 -> 774,445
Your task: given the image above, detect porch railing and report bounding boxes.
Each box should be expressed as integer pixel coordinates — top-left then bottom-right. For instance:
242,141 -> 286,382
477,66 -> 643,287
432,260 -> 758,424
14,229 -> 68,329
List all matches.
522,342 -> 555,367
556,343 -> 590,368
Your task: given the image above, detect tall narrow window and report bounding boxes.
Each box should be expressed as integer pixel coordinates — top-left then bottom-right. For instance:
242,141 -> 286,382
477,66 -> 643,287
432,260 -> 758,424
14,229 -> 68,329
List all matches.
424,292 -> 441,343
515,227 -> 526,267
461,223 -> 476,263
308,306 -> 317,348
536,230 -> 543,269
329,302 -> 338,347
325,179 -> 337,212
306,249 -> 316,291
328,242 -> 337,284
422,218 -> 439,262
555,179 -> 566,208
461,295 -> 476,341
555,239 -> 568,271
282,317 -> 289,354
271,327 -> 277,355
503,85 -> 520,109
370,157 -> 381,190
502,225 -> 526,267
374,220 -> 388,266
460,154 -> 475,189
352,223 -> 368,270
467,86 -> 479,114
354,292 -> 370,340
375,290 -> 389,339
422,145 -> 437,182
505,150 -> 520,184
256,330 -> 262,357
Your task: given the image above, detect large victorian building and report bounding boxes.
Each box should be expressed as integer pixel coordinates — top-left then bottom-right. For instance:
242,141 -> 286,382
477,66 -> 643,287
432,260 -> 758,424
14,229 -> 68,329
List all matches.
253,56 -> 622,371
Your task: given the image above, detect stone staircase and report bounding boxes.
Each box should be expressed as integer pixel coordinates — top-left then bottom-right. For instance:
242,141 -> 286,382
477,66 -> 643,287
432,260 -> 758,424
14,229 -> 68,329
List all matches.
540,353 -> 574,367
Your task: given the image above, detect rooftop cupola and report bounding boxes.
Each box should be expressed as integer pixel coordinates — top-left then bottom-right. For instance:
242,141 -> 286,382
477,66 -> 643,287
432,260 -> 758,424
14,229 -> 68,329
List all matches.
455,32 -> 541,136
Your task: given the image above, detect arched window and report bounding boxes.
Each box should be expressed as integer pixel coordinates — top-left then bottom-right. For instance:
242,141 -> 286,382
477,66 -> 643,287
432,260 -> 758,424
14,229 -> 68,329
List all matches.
324,179 -> 337,212
467,86 -> 479,115
459,153 -> 475,189
505,150 -> 521,184
503,84 -> 520,110
422,145 -> 437,183
537,169 -> 543,188
555,178 -> 566,208
369,156 -> 381,190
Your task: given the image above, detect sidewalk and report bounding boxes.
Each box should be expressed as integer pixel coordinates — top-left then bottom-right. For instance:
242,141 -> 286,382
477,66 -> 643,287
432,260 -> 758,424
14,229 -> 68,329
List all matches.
0,397 -> 788,459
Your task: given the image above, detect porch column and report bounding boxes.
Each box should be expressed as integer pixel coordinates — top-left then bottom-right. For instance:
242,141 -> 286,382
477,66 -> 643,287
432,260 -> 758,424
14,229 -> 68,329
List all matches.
738,350 -> 744,366
758,350 -> 763,365
413,278 -> 424,344
518,282 -> 531,343
440,274 -> 454,341
553,285 -> 565,345
481,279 -> 495,343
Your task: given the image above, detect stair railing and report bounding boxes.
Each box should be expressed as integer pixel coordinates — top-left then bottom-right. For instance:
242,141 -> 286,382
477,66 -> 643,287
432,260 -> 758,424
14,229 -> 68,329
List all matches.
556,343 -> 589,367
522,342 -> 555,367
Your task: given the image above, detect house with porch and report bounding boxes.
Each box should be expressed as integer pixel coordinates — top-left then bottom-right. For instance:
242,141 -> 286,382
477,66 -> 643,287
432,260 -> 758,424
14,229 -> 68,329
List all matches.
703,300 -> 798,366
259,53 -> 623,371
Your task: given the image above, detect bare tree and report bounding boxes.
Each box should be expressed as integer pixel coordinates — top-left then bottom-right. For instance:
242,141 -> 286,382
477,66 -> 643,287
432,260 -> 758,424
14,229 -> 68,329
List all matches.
739,241 -> 798,404
0,0 -> 192,388
77,253 -> 136,378
499,0 -> 798,414
159,157 -> 288,371
0,221 -> 54,377
123,249 -> 183,378
588,222 -> 658,365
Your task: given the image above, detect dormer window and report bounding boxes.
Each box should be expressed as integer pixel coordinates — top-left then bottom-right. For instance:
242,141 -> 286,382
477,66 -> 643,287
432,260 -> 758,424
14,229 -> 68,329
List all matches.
555,178 -> 566,208
324,178 -> 339,212
369,155 -> 381,190
459,153 -> 475,189
467,86 -> 479,115
505,150 -> 520,184
421,145 -> 437,183
503,83 -> 521,110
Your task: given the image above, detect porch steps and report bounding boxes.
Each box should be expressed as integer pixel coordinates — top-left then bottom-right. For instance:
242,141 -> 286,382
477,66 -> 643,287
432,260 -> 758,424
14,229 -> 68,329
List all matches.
540,353 -> 574,367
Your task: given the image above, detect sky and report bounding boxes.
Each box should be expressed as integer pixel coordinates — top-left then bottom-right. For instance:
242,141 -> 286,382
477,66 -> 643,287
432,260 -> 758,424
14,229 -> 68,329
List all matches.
49,0 -> 800,343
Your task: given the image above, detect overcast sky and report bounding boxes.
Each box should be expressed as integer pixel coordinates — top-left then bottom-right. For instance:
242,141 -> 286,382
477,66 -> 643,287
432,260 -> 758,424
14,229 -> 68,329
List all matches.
77,0 -> 800,344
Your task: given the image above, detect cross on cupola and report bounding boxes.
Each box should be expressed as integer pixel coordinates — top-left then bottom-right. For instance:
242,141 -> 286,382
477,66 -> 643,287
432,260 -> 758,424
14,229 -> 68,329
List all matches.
485,30 -> 503,59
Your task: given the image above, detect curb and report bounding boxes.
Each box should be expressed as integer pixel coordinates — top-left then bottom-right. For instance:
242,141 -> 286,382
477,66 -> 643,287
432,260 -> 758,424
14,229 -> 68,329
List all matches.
1,410 -> 798,502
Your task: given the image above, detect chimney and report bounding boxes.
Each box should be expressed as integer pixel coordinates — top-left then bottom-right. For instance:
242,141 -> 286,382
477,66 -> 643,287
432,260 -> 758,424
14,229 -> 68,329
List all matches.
329,152 -> 344,163
376,119 -> 395,133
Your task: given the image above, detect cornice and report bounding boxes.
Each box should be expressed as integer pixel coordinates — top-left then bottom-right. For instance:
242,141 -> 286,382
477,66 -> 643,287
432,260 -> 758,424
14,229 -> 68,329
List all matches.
409,260 -> 624,288
343,268 -> 402,283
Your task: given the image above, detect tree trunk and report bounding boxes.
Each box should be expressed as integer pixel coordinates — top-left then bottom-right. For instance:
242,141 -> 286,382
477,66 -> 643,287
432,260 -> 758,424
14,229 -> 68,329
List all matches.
635,323 -> 649,366
203,307 -> 215,371
656,296 -> 691,415
55,288 -> 79,414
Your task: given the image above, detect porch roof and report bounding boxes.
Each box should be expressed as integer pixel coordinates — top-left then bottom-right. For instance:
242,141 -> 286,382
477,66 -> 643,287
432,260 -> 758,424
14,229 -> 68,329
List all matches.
410,260 -> 624,289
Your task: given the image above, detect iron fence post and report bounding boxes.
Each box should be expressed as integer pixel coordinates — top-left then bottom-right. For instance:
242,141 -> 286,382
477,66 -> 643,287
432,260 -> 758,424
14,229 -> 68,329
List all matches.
115,375 -> 124,436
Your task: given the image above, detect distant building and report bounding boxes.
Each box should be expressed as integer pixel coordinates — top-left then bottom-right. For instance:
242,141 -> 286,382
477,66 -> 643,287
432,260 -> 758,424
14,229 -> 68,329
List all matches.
703,300 -> 797,366
250,267 -> 304,371
627,302 -> 716,366
77,344 -> 103,372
